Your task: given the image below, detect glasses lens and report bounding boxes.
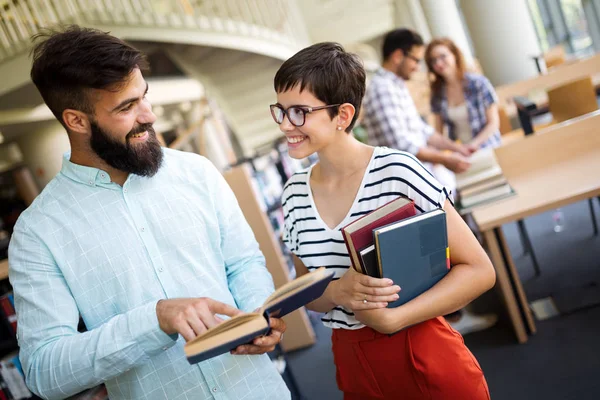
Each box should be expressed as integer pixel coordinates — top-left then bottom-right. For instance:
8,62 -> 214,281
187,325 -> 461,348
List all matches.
288,106 -> 305,126
270,105 -> 284,124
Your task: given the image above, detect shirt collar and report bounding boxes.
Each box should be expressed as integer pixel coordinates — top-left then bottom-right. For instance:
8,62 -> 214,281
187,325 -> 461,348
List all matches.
60,152 -> 112,186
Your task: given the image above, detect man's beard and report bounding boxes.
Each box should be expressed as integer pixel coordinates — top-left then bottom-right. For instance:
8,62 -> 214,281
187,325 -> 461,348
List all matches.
396,59 -> 411,80
89,120 -> 163,177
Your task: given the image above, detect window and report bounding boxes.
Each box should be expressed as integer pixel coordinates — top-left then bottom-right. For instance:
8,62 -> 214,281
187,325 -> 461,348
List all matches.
528,0 -> 598,56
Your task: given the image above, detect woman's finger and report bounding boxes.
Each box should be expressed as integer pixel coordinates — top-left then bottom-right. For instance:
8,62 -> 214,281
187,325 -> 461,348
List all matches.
360,285 -> 401,296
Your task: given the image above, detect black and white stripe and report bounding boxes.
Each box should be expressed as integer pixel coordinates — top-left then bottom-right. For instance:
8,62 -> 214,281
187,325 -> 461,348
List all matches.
281,147 -> 451,329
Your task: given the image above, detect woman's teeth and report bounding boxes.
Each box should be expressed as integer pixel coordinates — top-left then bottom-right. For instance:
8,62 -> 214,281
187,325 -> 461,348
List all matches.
287,136 -> 305,144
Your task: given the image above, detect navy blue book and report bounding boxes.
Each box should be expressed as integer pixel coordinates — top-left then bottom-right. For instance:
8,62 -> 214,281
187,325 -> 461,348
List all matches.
185,268 -> 334,364
373,209 -> 450,308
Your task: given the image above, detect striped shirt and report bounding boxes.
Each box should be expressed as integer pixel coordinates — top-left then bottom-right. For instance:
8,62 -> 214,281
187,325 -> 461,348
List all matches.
281,147 -> 451,329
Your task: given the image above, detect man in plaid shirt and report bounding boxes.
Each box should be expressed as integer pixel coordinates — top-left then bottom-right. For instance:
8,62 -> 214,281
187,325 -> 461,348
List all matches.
363,29 -> 472,178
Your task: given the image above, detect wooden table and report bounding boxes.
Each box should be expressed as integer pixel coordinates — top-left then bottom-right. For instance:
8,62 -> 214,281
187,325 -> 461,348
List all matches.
471,111 -> 600,343
497,54 -> 600,119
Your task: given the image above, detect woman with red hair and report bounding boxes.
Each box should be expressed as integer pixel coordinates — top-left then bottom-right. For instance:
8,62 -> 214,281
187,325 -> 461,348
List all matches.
426,38 -> 502,151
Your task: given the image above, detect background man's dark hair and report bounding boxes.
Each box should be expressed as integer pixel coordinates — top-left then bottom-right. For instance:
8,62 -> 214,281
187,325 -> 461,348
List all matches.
273,42 -> 366,132
30,25 -> 148,128
382,28 -> 424,61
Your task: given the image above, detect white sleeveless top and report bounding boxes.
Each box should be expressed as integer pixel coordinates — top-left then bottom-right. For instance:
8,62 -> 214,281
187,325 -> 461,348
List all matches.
281,147 -> 451,329
447,102 -> 472,144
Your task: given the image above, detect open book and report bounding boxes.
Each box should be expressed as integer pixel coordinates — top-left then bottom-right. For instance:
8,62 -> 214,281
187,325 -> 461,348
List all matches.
184,268 -> 334,364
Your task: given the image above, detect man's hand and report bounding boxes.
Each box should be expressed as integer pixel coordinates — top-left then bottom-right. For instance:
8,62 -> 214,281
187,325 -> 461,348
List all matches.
156,298 -> 242,342
442,153 -> 471,173
230,317 -> 286,355
332,267 -> 400,311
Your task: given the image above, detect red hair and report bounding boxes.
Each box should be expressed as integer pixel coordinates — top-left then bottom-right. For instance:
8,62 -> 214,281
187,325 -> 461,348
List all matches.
425,38 -> 466,98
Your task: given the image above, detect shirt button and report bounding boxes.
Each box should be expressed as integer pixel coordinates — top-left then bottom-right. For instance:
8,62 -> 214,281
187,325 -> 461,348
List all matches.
212,388 -> 218,393
100,173 -> 105,178
158,267 -> 164,272
124,188 -> 128,193
88,180 -> 93,185
141,227 -> 145,232
162,346 -> 168,351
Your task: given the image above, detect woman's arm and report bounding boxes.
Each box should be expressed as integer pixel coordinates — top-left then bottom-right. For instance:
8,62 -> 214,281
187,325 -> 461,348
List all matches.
469,103 -> 500,149
433,113 -> 444,136
354,199 -> 496,333
291,255 -> 400,313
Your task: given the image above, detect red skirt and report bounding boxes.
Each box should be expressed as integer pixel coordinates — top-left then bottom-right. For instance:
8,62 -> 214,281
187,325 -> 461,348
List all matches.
331,317 -> 490,400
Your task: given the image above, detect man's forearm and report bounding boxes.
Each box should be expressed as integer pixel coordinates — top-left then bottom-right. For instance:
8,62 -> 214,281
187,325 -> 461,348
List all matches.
23,301 -> 176,399
427,133 -> 462,152
415,146 -> 449,165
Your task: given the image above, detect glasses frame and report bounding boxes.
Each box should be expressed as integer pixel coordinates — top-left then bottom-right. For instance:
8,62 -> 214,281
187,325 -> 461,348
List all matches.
270,103 -> 341,127
405,53 -> 423,64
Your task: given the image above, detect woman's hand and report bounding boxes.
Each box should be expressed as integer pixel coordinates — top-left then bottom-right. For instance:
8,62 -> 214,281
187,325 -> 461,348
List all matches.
331,267 -> 400,311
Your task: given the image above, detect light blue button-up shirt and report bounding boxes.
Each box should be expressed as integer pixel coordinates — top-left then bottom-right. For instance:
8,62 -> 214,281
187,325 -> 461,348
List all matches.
8,148 -> 290,400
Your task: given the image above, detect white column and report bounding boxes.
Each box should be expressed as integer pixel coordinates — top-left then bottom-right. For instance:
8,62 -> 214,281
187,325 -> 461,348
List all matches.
461,0 -> 541,86
395,0 -> 432,43
15,121 -> 71,189
419,0 -> 474,67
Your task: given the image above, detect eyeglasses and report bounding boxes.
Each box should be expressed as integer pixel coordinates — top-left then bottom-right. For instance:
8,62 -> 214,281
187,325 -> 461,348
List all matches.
430,53 -> 448,65
405,53 -> 423,64
270,104 -> 340,127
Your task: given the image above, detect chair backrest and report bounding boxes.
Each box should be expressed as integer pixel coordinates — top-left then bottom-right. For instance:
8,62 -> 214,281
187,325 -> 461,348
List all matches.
495,53 -> 600,106
547,76 -> 598,123
543,46 -> 566,70
497,105 -> 513,134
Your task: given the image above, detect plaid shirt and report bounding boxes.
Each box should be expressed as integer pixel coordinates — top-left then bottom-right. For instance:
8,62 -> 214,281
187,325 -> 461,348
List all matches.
362,68 -> 434,155
431,73 -> 502,149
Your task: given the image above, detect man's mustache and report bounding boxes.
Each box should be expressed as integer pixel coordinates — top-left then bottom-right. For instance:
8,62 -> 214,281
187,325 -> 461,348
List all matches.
127,123 -> 154,139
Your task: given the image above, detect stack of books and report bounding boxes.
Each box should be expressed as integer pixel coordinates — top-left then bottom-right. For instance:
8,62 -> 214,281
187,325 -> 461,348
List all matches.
341,198 -> 451,308
456,147 -> 515,212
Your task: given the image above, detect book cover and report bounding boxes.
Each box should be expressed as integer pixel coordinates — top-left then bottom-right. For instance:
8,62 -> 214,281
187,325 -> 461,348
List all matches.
341,197 -> 415,273
185,268 -> 334,364
374,209 -> 450,308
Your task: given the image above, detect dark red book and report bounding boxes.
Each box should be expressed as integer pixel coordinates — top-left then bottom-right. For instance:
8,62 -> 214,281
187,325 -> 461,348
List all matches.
341,197 -> 416,274
0,296 -> 16,336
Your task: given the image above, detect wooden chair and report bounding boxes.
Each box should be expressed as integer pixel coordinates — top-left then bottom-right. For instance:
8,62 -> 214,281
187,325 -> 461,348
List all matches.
547,76 -> 598,123
543,46 -> 567,70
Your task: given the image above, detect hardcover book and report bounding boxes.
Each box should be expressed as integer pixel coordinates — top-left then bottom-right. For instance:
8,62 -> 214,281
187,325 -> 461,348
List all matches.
184,268 -> 334,364
341,197 -> 416,273
373,209 -> 450,308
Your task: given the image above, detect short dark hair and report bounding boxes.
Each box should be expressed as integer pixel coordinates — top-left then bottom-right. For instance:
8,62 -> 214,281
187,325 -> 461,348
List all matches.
382,28 -> 424,60
273,42 -> 366,132
30,25 -> 148,126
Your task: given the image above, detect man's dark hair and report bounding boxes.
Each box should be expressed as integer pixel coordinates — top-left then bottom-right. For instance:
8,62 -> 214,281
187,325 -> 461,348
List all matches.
30,25 -> 148,127
382,28 -> 424,61
273,42 -> 366,132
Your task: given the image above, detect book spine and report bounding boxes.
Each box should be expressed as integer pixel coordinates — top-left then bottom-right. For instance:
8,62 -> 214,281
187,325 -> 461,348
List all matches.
0,298 -> 16,337
341,230 -> 363,273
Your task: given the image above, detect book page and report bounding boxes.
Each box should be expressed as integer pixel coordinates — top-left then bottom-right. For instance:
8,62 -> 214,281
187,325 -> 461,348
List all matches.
262,268 -> 328,309
184,316 -> 269,357
186,313 -> 261,344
